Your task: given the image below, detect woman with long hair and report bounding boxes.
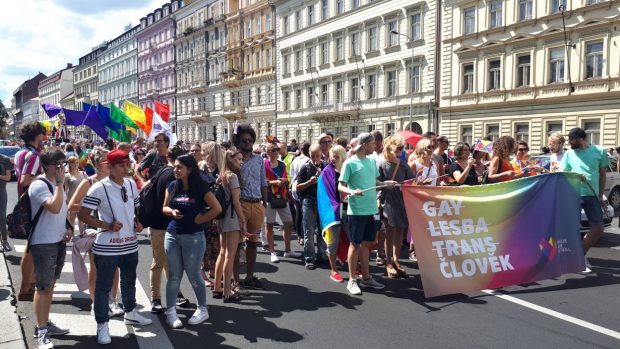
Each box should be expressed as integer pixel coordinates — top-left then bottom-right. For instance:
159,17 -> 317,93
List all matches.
487,136 -> 520,183
317,145 -> 348,282
410,139 -> 440,186
65,156 -> 87,223
199,142 -> 223,288
449,143 -> 479,186
131,148 -> 146,190
68,148 -> 124,317
212,148 -> 248,302
379,136 -> 414,278
162,154 -> 222,328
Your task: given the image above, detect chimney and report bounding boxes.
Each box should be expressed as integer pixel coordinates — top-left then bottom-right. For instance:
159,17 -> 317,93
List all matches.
66,63 -> 73,69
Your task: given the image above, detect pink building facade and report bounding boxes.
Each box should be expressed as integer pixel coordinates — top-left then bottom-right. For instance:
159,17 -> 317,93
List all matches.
137,0 -> 183,122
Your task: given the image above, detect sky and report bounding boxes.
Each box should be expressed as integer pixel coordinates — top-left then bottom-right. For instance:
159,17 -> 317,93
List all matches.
0,0 -> 165,107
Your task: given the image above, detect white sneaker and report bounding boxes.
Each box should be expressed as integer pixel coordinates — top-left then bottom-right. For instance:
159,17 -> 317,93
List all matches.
109,302 -> 124,317
96,322 -> 111,345
37,327 -> 54,349
347,279 -> 362,295
582,258 -> 593,273
283,251 -> 302,258
165,308 -> 183,329
187,306 -> 210,325
359,276 -> 385,290
124,309 -> 153,326
270,252 -> 280,263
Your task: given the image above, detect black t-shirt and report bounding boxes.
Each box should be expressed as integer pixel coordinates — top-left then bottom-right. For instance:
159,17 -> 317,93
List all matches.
287,145 -> 299,153
139,151 -> 167,179
296,160 -> 326,200
449,162 -> 479,186
166,181 -> 209,234
150,166 -> 175,230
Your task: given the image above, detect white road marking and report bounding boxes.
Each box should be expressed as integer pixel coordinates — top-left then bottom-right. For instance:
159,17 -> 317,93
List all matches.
483,289 -> 620,340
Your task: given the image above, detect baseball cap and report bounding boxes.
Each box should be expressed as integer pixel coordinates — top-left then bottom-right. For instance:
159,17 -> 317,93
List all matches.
353,132 -> 374,152
107,149 -> 130,166
318,133 -> 331,143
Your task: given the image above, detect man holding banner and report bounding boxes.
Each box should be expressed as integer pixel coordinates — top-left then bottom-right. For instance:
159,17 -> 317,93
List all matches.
560,127 -> 608,272
338,132 -> 396,295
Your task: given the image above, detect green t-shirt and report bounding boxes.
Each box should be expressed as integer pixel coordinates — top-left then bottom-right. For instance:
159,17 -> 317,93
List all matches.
560,144 -> 609,197
339,156 -> 379,216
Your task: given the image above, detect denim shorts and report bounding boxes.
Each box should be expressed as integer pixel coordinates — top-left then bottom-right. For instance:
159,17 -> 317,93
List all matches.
347,215 -> 377,245
582,196 -> 604,225
30,242 -> 66,291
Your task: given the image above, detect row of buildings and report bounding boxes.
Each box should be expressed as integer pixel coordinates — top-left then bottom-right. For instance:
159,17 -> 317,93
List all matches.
9,0 -> 620,151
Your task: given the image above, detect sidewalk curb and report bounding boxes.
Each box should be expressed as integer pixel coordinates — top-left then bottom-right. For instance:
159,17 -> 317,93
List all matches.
0,251 -> 27,349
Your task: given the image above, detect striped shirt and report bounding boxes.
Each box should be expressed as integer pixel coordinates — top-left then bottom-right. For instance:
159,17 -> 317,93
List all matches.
82,177 -> 140,256
14,145 -> 42,196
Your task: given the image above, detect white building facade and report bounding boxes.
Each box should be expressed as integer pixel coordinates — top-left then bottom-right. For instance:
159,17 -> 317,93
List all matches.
38,65 -> 75,120
98,25 -> 141,108
275,0 -> 437,143
439,0 -> 620,150
205,0 -> 228,142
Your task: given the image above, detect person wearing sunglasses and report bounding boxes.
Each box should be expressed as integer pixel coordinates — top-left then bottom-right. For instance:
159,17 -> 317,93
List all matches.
318,133 -> 333,162
28,149 -> 72,349
511,141 -> 542,177
131,149 -> 146,190
79,149 -> 152,345
136,133 -> 170,186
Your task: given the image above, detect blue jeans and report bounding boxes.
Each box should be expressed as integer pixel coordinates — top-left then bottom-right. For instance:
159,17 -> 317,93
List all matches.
302,198 -> 325,263
94,251 -> 139,324
165,231 -> 207,309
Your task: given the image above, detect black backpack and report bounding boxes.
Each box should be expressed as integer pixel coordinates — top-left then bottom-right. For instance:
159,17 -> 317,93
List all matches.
7,178 -> 53,240
212,179 -> 233,220
138,166 -> 173,228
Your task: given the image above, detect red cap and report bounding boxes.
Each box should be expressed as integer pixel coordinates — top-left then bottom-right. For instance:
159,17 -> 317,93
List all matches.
107,149 -> 130,166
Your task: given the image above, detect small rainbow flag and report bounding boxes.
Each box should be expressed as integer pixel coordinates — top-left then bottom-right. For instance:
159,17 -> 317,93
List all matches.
474,139 -> 494,154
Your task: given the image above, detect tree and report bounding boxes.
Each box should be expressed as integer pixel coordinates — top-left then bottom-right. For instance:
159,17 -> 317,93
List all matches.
0,99 -> 8,138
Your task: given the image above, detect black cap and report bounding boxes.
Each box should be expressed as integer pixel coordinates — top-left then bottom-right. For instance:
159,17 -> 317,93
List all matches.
567,127 -> 586,140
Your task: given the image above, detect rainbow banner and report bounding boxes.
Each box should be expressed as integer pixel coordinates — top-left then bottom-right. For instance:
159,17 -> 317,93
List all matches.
402,172 -> 586,298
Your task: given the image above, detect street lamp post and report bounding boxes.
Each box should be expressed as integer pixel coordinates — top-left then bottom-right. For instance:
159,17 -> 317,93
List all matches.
391,30 -> 415,132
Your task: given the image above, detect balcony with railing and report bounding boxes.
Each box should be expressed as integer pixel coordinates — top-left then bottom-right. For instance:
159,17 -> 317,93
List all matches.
189,109 -> 210,121
222,69 -> 243,88
308,100 -> 361,122
190,80 -> 208,93
221,105 -> 247,121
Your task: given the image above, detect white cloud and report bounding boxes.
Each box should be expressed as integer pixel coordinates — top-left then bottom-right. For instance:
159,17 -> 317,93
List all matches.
0,0 -> 163,105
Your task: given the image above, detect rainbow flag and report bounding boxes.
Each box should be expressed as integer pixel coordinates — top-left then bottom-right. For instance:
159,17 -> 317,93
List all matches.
402,172 -> 585,298
474,139 -> 494,154
317,163 -> 349,262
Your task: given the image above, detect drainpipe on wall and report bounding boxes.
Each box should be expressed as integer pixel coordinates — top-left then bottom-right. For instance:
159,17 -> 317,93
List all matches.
432,0 -> 442,133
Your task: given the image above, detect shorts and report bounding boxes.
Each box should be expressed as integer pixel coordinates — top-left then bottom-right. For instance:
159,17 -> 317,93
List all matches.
582,196 -> 604,225
323,224 -> 341,255
30,242 -> 66,291
265,202 -> 292,224
347,215 -> 377,245
241,201 -> 265,242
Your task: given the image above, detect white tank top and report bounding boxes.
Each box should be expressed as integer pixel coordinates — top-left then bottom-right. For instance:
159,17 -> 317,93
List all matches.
414,160 -> 438,186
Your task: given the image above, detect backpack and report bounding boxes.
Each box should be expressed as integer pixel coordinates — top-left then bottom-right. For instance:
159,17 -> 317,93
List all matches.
7,178 -> 53,240
138,166 -> 173,228
212,178 -> 233,220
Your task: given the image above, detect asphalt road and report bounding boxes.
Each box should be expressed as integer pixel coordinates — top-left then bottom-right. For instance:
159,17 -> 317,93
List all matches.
3,181 -> 620,349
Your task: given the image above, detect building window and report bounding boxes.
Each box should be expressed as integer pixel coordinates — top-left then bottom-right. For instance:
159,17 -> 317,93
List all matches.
283,16 -> 289,35
486,124 -> 500,141
546,121 -> 562,138
519,0 -> 533,21
385,123 -> 395,136
267,86 -> 273,103
515,123 -> 529,143
295,89 -> 302,109
583,121 -> 600,144
335,81 -> 343,103
549,47 -> 564,83
386,71 -> 397,97
336,0 -> 344,14
335,37 -> 344,61
257,17 -> 262,33
388,21 -> 399,47
307,128 -> 314,142
367,124 -> 376,132
267,13 -> 273,30
587,0 -> 601,4
585,41 -> 603,79
295,51 -> 302,71
489,0 -> 502,28
551,0 -> 566,14
462,63 -> 474,94
488,59 -> 501,91
410,65 -> 420,93
283,54 -> 290,74
350,125 -> 359,138
308,5 -> 314,25
461,125 -> 473,144
321,83 -> 328,105
322,0 -> 329,20
320,42 -> 329,65
368,26 -> 378,51
410,13 -> 422,41
307,87 -> 315,107
295,11 -> 302,31
350,78 -> 359,102
350,32 -> 360,56
463,7 -> 476,35
352,0 -> 361,9
516,54 -> 531,87
367,74 -> 376,99
283,91 -> 290,110
307,47 -> 315,68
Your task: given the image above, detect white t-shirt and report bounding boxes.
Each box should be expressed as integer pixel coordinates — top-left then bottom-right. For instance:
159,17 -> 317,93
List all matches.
29,176 -> 68,245
82,177 -> 139,256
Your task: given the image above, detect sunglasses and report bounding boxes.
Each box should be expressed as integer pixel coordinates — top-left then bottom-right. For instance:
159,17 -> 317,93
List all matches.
320,140 -> 333,145
517,148 -> 529,152
268,148 -> 279,153
121,187 -> 128,203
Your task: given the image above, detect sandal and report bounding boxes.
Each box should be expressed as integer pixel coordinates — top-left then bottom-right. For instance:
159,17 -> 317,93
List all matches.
376,256 -> 386,267
223,292 -> 243,303
386,264 -> 399,279
212,291 -> 223,299
394,264 -> 407,278
205,279 -> 215,289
